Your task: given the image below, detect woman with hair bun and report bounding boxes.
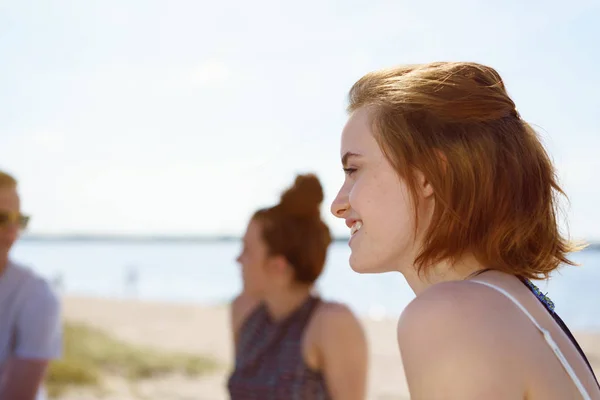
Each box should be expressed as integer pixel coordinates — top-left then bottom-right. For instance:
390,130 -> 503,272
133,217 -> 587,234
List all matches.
228,174 -> 368,400
331,62 -> 599,399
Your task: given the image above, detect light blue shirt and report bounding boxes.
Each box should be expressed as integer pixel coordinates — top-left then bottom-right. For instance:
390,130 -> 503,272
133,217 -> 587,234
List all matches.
0,261 -> 62,400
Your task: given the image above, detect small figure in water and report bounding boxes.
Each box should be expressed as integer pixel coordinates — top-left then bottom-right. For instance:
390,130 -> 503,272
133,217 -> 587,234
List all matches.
125,265 -> 139,297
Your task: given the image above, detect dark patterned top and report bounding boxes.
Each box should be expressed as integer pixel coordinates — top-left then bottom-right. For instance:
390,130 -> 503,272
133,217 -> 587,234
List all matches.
522,279 -> 599,389
227,295 -> 332,400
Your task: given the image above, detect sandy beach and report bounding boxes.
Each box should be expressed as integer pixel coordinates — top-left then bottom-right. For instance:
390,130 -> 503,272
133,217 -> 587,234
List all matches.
55,296 -> 600,400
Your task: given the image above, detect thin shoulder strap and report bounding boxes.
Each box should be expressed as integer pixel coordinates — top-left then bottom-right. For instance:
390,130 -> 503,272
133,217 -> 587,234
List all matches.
295,296 -> 322,331
470,280 -> 593,400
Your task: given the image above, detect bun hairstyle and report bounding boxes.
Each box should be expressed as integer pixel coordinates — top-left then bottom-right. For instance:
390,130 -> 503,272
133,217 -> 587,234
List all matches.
253,173 -> 332,284
278,174 -> 324,218
348,62 -> 580,280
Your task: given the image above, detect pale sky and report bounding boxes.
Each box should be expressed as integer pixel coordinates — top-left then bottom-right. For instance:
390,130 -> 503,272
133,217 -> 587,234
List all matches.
1,0 -> 599,239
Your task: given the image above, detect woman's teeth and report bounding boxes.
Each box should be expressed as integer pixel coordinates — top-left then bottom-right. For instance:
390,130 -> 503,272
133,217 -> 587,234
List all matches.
350,221 -> 362,236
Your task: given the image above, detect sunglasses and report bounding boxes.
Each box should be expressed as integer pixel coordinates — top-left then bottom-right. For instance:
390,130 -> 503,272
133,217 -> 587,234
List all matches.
0,211 -> 30,230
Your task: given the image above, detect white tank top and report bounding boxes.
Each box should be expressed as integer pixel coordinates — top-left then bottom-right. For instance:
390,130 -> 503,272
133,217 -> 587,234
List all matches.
470,280 -> 593,400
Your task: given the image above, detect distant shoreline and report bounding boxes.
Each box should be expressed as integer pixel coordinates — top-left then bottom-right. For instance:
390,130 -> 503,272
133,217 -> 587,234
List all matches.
20,234 -> 253,243
20,234 -> 353,243
19,234 -> 600,249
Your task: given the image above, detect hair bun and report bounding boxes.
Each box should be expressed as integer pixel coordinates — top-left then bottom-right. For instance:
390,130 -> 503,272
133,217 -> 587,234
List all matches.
278,174 -> 324,218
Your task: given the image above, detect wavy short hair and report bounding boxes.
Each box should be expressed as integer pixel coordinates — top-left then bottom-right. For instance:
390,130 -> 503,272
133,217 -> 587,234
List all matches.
348,62 -> 581,279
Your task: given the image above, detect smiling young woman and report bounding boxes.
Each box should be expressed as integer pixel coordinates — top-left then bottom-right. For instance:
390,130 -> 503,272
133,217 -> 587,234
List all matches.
330,62 -> 599,400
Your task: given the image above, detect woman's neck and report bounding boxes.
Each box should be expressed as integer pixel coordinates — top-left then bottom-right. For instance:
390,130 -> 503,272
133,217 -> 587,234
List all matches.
263,283 -> 313,321
402,252 -> 488,295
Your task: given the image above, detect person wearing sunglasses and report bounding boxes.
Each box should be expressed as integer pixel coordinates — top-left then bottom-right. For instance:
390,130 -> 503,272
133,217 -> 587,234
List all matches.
0,170 -> 62,400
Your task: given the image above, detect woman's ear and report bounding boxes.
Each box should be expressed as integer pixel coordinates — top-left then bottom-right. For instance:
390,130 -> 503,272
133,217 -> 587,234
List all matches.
414,169 -> 434,199
417,149 -> 447,199
265,254 -> 291,277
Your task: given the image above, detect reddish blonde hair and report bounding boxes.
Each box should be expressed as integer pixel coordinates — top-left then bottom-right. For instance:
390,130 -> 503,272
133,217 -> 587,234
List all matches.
348,62 -> 581,279
254,174 -> 332,284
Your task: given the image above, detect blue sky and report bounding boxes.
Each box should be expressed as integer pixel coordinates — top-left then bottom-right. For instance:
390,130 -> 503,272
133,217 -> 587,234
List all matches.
0,0 -> 598,239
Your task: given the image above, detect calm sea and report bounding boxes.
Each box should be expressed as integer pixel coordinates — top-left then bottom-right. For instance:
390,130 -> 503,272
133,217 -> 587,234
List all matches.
10,240 -> 600,331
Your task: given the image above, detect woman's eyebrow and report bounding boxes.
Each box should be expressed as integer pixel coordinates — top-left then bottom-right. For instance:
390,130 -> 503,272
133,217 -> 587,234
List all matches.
341,151 -> 362,167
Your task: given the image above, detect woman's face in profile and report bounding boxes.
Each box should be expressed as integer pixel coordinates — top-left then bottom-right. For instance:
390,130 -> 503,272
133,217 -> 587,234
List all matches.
331,107 -> 420,274
236,218 -> 271,296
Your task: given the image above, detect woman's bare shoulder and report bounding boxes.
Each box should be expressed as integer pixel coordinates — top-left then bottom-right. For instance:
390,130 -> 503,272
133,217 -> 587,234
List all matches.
309,300 -> 366,347
308,301 -> 368,380
398,281 -> 522,340
313,300 -> 362,328
396,281 -> 527,398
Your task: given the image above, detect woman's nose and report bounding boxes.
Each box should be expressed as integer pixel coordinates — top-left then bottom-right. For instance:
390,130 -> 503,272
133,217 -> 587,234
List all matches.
330,187 -> 350,219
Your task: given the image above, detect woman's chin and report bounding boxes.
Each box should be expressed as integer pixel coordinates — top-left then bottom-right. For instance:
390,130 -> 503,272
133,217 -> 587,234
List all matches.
349,252 -> 397,274
349,254 -> 377,274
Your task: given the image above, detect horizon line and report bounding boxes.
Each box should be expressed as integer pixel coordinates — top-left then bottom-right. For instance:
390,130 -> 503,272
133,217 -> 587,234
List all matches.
19,233 -> 600,247
20,233 -> 352,242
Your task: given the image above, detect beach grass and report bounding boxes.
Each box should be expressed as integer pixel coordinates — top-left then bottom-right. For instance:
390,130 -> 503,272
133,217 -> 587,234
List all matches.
45,321 -> 219,397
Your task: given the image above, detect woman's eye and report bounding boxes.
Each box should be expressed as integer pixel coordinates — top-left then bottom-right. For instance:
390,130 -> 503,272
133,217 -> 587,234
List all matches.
343,167 -> 357,176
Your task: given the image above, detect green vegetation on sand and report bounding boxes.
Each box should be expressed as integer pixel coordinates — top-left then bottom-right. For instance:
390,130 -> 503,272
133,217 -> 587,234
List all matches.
45,322 -> 219,397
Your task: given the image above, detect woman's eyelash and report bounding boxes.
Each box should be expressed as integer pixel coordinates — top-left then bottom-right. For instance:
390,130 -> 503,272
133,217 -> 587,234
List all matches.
343,167 -> 357,176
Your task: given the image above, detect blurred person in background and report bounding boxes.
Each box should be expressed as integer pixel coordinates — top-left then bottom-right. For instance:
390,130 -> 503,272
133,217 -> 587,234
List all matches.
0,170 -> 62,400
331,62 -> 600,399
228,173 -> 368,400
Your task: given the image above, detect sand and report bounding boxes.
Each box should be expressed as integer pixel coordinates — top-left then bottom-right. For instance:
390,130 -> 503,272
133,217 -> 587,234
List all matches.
56,296 -> 599,400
